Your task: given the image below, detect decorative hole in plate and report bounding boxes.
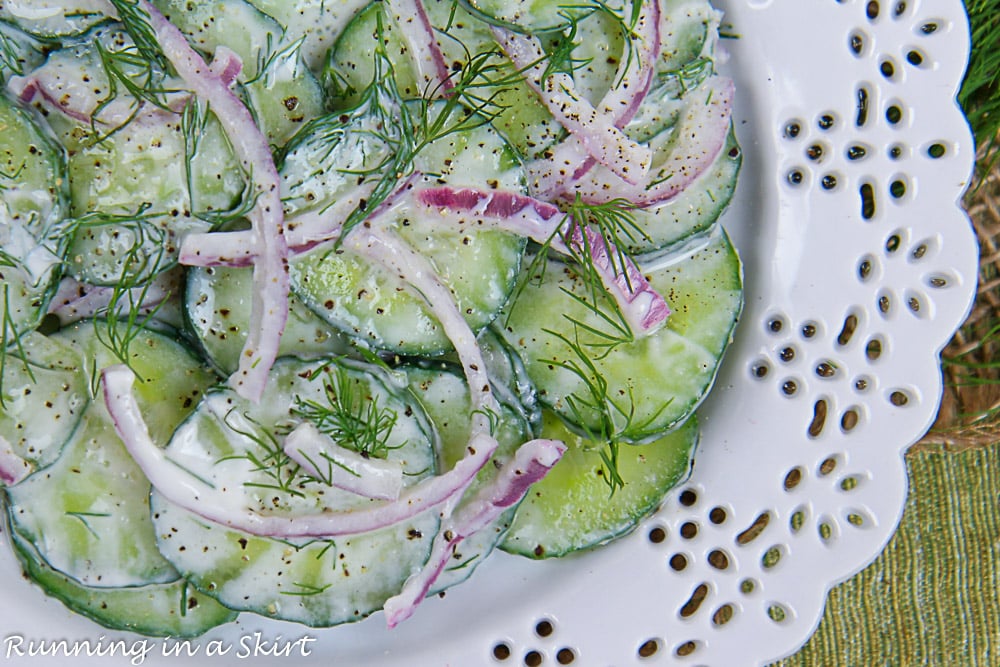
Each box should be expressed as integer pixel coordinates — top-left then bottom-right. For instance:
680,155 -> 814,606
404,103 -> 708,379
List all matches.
808,399 -> 828,438
768,603 -> 791,624
737,513 -> 771,545
708,550 -> 731,570
670,554 -> 689,572
709,507 -> 728,525
818,456 -> 839,477
859,181 -> 877,219
556,647 -> 576,665
524,650 -> 543,667
761,546 -> 783,570
712,604 -> 735,627
679,584 -> 710,618
675,641 -> 698,658
783,468 -> 803,492
535,619 -> 555,638
855,85 -> 872,127
494,643 -> 512,661
841,407 -> 861,432
637,638 -> 661,660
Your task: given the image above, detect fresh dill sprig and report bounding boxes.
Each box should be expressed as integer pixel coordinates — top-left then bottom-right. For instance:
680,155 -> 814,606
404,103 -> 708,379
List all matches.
331,13 -> 524,242
543,320 -> 671,495
66,510 -> 111,540
281,581 -> 334,597
0,29 -> 24,77
91,221 -> 171,380
291,364 -> 401,460
1,282 -> 38,409
220,410 -> 308,499
106,0 -> 169,72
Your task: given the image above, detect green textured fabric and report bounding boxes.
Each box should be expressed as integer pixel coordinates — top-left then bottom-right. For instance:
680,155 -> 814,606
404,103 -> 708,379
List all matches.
772,442 -> 1000,667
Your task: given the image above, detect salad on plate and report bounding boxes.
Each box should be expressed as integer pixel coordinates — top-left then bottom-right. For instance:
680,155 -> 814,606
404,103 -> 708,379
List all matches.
0,0 -> 743,635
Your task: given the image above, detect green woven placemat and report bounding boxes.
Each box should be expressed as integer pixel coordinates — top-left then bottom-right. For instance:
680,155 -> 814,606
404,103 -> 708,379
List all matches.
771,442 -> 1000,667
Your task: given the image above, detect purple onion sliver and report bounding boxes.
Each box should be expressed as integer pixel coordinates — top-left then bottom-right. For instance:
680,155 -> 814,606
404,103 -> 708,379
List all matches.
102,365 -> 500,538
383,438 -> 567,627
137,0 -> 290,403
0,435 -> 33,487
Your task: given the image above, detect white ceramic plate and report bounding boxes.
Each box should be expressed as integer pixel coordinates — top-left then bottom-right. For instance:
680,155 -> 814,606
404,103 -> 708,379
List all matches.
0,0 -> 977,665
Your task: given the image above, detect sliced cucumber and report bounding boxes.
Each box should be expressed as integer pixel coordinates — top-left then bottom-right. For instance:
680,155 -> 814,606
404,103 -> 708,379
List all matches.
7,527 -> 237,637
658,0 -> 723,71
0,0 -> 108,38
326,0 -> 561,159
501,410 -> 698,558
498,229 -> 742,442
185,264 -> 351,375
5,321 -> 217,587
623,127 -> 741,255
405,362 -> 531,592
287,100 -> 526,355
458,0 -> 593,34
0,19 -> 46,82
151,0 -> 282,81
150,357 -> 440,627
246,0 -> 370,73
0,332 -> 89,477
0,92 -> 69,335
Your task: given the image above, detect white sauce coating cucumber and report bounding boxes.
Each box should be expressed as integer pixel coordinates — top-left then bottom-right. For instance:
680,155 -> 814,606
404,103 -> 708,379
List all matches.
8,527 -> 238,637
286,99 -> 527,354
499,229 -> 742,442
405,362 -> 532,591
150,357 -> 440,627
5,321 -> 216,588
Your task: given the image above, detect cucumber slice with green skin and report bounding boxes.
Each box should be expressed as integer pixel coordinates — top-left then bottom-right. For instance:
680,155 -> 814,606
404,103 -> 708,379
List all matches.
62,103 -> 244,285
151,0 -> 281,81
185,264 -> 351,375
287,100 -> 526,355
458,0 -> 594,34
0,19 -> 47,83
569,8 -> 627,107
0,0 -> 109,39
405,362 -> 531,592
498,229 -> 742,442
247,0 -> 370,73
150,357 -> 440,627
622,127 -> 741,256
501,410 -> 698,558
1,92 -> 70,335
5,321 -> 217,588
658,0 -> 723,72
151,0 -> 324,145
0,332 -> 89,477
326,0 -> 561,159
7,527 -> 238,638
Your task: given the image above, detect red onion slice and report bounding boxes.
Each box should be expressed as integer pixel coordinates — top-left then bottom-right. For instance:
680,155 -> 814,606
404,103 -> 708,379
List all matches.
137,0 -> 289,403
526,0 -> 661,197
283,422 -> 405,501
385,0 -> 453,95
383,437 -> 566,627
564,76 -> 735,206
415,186 -> 670,333
46,271 -> 178,325
493,26 -> 651,186
0,435 -> 33,486
102,364 -> 499,538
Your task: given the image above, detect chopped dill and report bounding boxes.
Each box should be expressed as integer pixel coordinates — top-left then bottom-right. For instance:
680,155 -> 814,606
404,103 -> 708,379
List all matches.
292,364 -> 402,460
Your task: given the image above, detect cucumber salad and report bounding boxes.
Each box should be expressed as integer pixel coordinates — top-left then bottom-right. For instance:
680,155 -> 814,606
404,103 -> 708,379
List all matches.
0,0 -> 743,635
